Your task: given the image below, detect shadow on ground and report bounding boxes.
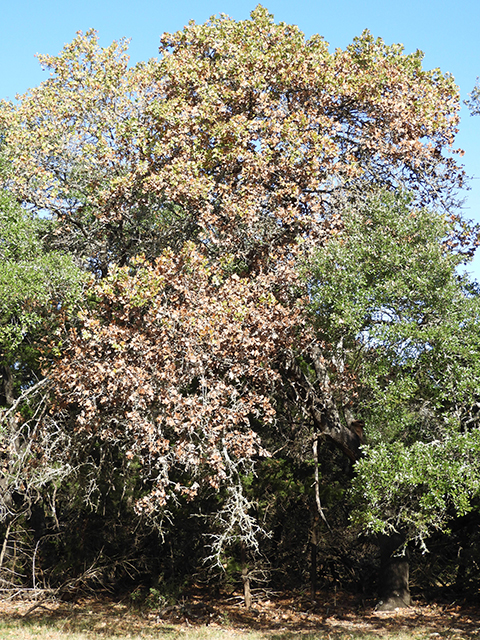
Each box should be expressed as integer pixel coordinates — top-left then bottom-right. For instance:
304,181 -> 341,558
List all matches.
1,590 -> 479,638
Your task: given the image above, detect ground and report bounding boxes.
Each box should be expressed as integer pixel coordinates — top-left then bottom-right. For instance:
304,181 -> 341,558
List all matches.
0,590 -> 479,638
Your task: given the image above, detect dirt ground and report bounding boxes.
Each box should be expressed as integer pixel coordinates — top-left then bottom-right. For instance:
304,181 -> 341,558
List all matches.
1,589 -> 479,637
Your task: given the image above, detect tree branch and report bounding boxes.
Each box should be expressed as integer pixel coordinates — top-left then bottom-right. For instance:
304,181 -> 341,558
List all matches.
283,349 -> 363,461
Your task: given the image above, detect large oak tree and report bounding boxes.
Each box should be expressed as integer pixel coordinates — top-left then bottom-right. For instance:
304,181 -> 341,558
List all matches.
1,6 -> 479,605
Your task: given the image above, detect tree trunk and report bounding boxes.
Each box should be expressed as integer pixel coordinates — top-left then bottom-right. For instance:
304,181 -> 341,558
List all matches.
283,349 -> 363,462
377,533 -> 411,610
283,348 -> 411,610
240,543 -> 252,610
0,521 -> 12,575
0,364 -> 15,408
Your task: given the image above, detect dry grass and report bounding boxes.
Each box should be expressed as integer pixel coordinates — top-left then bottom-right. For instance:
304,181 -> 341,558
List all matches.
0,592 -> 478,640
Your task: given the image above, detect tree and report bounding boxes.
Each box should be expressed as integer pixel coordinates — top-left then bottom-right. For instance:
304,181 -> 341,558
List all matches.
304,188 -> 480,607
0,7 -> 465,274
0,170 -> 85,410
48,246 -> 300,516
0,3 -> 468,456
0,192 -> 84,401
0,7 -> 476,602
0,182 -> 86,589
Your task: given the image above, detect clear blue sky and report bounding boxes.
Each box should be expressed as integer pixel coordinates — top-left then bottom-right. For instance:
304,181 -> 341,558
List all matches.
2,0 -> 480,277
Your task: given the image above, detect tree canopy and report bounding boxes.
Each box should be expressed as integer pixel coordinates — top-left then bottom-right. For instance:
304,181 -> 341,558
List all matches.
0,187 -> 84,404
304,189 -> 480,544
1,6 -> 480,607
0,7 -> 466,275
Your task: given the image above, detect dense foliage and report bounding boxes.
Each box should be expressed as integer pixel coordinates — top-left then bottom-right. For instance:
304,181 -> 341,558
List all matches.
1,6 -> 480,607
0,188 -> 84,402
304,190 -> 480,544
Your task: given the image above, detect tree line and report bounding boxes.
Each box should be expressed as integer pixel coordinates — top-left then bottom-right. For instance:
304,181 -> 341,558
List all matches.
1,5 -> 480,610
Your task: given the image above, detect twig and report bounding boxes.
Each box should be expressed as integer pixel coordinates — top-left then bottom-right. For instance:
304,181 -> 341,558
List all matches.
313,437 -> 331,531
0,521 -> 11,573
0,379 -> 49,425
23,601 -> 54,617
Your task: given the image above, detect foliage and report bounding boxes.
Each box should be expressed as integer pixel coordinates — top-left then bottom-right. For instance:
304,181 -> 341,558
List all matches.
0,190 -> 85,400
0,7 -> 465,275
466,77 -> 480,116
47,244 -> 302,520
0,192 -> 86,593
304,189 -> 480,543
306,190 -> 480,435
351,430 -> 480,546
0,6 -> 479,597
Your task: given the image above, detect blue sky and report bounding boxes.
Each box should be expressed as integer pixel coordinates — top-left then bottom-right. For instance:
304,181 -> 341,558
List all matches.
2,0 -> 480,277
